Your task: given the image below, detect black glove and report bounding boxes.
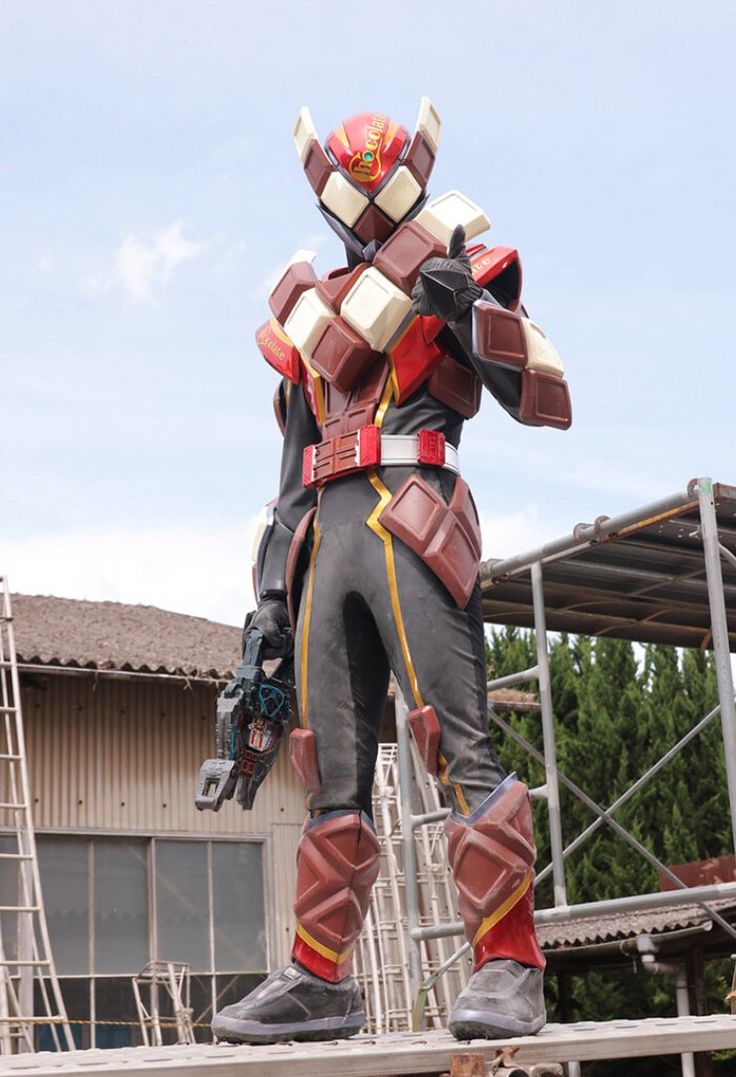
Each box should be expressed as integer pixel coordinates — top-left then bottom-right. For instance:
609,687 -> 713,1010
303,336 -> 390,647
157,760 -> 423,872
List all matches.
411,224 -> 482,322
242,598 -> 293,659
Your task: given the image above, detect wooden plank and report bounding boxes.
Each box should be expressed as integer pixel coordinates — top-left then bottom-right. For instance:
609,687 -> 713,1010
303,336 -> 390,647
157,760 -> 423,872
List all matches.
3,1016 -> 736,1074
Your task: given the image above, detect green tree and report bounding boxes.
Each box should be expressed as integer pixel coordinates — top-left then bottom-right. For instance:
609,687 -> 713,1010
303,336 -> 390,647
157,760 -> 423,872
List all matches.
484,629 -> 734,1076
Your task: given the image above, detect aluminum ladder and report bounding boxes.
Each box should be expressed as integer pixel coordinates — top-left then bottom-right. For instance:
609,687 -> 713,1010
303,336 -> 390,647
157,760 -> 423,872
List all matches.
0,577 -> 73,1053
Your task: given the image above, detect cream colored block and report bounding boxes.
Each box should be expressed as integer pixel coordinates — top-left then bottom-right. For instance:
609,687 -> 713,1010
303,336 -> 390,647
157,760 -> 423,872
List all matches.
340,267 -> 413,352
414,190 -> 491,246
293,106 -> 319,163
320,171 -> 369,227
283,287 -> 334,357
374,165 -> 422,222
522,319 -> 565,376
416,96 -> 442,153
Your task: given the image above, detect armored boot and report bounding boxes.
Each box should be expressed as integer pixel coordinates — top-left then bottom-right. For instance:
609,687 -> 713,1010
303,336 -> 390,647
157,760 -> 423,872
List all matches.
212,810 -> 379,1044
446,775 -> 546,1040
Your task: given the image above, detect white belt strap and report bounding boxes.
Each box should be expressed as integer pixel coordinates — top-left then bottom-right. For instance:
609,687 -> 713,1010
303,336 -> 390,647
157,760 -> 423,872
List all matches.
378,433 -> 460,474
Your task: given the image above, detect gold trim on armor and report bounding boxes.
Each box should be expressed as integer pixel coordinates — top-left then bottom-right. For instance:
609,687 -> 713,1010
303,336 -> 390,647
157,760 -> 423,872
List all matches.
471,869 -> 534,947
374,374 -> 395,429
366,471 -> 470,815
438,749 -> 469,816
366,471 -> 423,709
295,922 -> 353,965
300,353 -> 326,425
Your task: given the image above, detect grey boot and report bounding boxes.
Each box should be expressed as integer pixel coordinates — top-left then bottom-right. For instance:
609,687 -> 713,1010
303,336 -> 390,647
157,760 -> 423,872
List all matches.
449,959 -> 546,1040
211,962 -> 365,1044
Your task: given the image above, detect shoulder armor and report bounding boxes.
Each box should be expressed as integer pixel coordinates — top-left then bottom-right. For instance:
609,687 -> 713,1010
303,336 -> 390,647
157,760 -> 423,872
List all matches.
412,190 -> 490,246
469,244 -> 522,309
268,258 -> 318,325
256,319 -> 301,383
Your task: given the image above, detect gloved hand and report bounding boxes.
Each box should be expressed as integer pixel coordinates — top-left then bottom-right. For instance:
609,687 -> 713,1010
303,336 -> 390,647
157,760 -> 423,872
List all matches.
242,598 -> 293,659
411,224 -> 482,322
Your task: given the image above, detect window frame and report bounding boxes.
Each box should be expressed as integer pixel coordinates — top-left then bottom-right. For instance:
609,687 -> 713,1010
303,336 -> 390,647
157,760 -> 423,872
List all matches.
3,828 -> 273,1049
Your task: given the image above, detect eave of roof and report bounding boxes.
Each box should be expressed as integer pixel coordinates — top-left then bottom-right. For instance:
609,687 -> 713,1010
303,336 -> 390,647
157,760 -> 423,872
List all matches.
11,593 -> 242,681
538,898 -> 736,951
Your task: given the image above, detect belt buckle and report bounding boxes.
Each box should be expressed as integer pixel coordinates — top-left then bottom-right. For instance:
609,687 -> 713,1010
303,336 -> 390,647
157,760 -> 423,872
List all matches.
356,425 -> 381,468
302,444 -> 317,487
417,429 -> 446,467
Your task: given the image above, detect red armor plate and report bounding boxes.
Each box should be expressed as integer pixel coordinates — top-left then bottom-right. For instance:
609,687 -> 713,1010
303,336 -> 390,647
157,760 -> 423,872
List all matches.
408,704 -> 441,776
378,475 -> 482,608
315,264 -> 369,311
373,220 -> 445,293
303,139 -> 333,197
473,304 -> 527,369
388,316 -> 443,403
469,245 -> 522,309
321,362 -> 389,439
256,319 -> 301,383
303,425 -> 381,488
326,113 -> 408,193
353,203 -> 394,245
268,261 -> 318,325
289,729 -> 321,794
310,316 -> 377,394
427,353 -> 482,418
403,130 -> 435,188
519,369 -> 572,429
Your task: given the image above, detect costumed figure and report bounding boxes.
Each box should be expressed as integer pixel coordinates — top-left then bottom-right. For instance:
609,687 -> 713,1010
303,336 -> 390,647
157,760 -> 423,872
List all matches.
212,99 -> 572,1045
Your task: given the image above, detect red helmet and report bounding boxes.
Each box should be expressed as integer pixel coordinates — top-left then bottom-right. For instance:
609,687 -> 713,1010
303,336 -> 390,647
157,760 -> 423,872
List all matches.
293,99 -> 441,255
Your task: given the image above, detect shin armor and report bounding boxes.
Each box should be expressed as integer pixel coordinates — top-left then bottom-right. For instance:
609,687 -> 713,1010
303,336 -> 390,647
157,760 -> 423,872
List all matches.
445,776 -> 545,971
292,811 -> 380,983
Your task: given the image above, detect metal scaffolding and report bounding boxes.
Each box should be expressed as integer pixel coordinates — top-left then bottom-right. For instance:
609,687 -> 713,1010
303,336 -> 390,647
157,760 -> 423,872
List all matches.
393,477 -> 736,1037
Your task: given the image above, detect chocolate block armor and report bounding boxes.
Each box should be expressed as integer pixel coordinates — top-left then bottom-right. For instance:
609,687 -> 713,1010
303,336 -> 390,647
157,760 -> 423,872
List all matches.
212,99 -> 570,1047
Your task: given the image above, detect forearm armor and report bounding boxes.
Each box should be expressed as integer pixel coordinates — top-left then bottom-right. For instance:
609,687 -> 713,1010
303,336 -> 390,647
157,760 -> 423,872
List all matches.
255,508 -> 295,599
448,294 -> 572,430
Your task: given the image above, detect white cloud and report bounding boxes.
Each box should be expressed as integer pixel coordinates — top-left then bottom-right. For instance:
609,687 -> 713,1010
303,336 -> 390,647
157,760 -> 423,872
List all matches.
84,220 -> 207,304
477,505 -> 549,564
0,517 -> 261,626
253,231 -> 331,300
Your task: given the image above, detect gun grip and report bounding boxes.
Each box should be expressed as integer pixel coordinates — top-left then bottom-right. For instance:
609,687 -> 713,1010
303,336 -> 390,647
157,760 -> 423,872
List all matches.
195,758 -> 238,812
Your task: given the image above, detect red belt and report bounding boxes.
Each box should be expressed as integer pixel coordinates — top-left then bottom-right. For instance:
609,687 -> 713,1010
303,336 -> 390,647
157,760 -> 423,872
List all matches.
302,427 -> 456,489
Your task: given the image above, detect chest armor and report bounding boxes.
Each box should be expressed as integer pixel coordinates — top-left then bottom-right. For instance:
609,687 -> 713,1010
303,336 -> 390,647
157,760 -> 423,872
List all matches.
256,212 -> 521,437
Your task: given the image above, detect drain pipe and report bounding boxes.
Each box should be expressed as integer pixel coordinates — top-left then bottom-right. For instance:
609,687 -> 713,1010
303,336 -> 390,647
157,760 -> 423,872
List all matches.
637,936 -> 695,1077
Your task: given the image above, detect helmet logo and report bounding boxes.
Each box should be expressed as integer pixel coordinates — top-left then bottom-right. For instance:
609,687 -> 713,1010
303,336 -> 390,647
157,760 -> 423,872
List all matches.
348,115 -> 388,185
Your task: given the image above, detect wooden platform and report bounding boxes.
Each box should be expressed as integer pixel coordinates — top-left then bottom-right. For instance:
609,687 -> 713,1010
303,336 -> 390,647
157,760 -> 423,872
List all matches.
3,1016 -> 736,1075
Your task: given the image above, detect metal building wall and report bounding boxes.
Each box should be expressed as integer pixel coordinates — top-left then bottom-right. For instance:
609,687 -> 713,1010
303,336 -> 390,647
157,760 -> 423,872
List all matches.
18,671 -> 306,966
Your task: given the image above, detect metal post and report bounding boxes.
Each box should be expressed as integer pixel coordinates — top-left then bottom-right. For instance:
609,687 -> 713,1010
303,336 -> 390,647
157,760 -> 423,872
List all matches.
394,688 -> 423,1007
675,967 -> 696,1077
697,478 -> 736,854
530,561 -> 567,906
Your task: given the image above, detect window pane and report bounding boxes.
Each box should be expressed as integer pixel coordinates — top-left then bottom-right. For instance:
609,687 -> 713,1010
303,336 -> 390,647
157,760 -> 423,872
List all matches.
35,977 -> 91,1052
212,842 -> 266,972
36,836 -> 90,975
94,839 -> 148,974
190,974 -> 215,1043
94,977 -> 145,1049
155,841 -> 210,972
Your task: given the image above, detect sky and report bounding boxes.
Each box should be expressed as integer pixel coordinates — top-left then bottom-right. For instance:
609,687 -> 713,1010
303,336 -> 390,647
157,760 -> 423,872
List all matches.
1,0 -> 735,627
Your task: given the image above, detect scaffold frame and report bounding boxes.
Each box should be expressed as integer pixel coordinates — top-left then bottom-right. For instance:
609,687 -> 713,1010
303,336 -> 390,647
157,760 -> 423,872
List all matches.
395,477 -> 736,1047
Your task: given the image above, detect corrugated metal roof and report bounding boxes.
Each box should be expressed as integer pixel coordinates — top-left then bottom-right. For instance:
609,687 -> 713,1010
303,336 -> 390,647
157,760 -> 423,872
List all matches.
11,593 -> 241,680
481,480 -> 736,649
538,899 -> 736,950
